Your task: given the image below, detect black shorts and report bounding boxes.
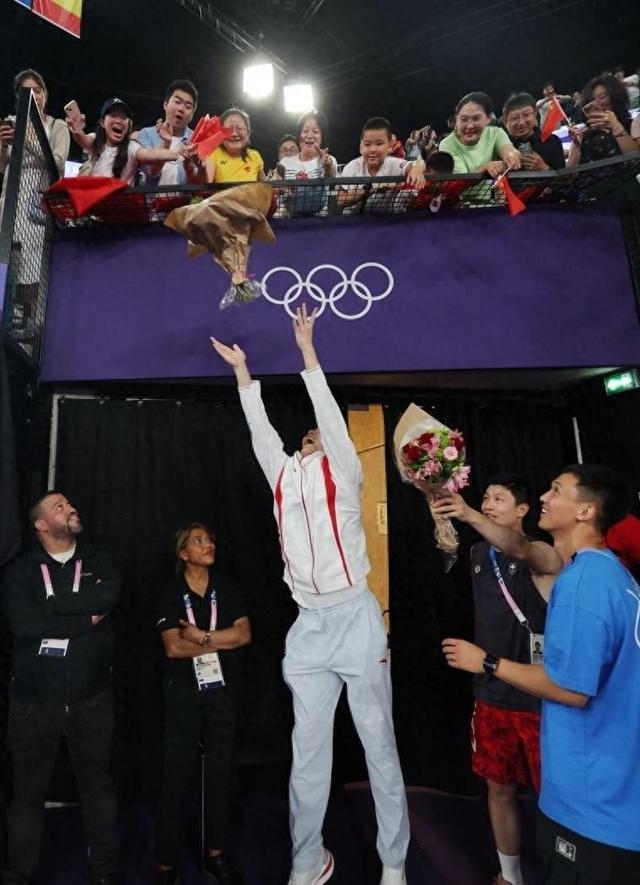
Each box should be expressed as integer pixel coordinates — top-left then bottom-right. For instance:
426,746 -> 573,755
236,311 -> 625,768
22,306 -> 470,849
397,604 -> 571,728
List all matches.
537,811 -> 640,885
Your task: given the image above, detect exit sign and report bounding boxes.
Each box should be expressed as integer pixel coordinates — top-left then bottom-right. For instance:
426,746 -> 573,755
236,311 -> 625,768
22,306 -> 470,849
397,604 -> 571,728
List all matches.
604,369 -> 640,395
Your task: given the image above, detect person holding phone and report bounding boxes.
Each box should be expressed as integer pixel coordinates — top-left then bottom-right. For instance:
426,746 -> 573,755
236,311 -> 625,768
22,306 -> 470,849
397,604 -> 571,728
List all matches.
0,69 -> 69,220
567,73 -> 637,166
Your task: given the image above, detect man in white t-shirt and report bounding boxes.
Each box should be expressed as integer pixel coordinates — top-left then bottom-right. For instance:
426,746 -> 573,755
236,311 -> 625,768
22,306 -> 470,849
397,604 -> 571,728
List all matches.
136,79 -> 199,187
339,117 -> 424,212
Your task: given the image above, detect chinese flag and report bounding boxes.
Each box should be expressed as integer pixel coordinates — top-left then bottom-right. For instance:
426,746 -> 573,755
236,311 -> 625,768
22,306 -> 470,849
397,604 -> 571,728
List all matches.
498,177 -> 526,217
46,177 -> 127,217
541,97 -> 565,142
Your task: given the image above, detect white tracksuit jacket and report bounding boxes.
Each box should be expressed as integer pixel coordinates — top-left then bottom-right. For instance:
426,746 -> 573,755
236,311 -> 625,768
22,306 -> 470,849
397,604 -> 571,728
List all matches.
238,366 -> 370,603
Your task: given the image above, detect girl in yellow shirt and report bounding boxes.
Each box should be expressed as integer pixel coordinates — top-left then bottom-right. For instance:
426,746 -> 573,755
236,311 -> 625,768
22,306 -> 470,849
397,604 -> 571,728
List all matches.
205,108 -> 266,183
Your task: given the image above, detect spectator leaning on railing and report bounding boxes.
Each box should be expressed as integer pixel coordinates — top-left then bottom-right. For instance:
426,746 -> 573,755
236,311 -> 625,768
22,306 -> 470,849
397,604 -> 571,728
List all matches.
68,97 -> 193,185
502,92 -> 565,171
204,107 -> 266,184
568,73 -> 638,166
439,92 -> 521,177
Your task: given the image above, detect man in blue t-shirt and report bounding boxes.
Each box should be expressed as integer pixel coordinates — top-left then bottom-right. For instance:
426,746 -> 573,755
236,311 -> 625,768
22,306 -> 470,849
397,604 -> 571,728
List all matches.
438,464 -> 640,884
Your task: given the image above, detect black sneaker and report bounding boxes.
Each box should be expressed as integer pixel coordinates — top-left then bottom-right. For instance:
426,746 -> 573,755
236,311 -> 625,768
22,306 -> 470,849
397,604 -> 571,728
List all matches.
203,854 -> 240,884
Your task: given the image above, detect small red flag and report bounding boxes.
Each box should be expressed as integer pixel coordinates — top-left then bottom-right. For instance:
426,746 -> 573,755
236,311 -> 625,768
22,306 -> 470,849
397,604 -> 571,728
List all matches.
541,97 -> 565,142
498,177 -> 526,217
46,177 -> 128,217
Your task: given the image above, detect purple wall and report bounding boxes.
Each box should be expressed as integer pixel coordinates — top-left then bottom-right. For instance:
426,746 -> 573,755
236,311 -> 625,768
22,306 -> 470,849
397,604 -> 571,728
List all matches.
41,208 -> 640,382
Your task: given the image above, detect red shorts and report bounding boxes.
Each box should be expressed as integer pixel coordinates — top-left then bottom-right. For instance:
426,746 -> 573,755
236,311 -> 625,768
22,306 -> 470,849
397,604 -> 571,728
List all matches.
471,700 -> 541,792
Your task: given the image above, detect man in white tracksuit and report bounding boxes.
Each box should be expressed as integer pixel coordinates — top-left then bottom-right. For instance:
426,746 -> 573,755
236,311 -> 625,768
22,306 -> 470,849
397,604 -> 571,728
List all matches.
212,305 -> 410,885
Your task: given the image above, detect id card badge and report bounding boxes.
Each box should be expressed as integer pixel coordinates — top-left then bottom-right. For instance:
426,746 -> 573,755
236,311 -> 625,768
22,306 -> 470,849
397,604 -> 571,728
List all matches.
39,638 -> 69,658
530,633 -> 544,664
193,652 -> 225,691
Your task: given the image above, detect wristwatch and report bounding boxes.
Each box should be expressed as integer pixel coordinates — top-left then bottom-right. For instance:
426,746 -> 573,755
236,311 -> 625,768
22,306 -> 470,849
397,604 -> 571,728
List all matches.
201,632 -> 211,647
483,653 -> 500,676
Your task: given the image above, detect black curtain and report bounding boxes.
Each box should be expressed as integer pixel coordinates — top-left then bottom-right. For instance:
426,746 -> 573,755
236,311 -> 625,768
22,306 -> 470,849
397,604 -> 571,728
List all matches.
384,392 -> 577,792
52,384 -> 585,797
54,390 -> 318,800
0,343 -> 20,569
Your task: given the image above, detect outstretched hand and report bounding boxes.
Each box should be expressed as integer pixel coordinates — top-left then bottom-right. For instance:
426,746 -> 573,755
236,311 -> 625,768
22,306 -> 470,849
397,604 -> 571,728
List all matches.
442,638 -> 485,674
430,491 -> 473,522
293,303 -> 318,350
210,337 -> 247,367
211,337 -> 252,387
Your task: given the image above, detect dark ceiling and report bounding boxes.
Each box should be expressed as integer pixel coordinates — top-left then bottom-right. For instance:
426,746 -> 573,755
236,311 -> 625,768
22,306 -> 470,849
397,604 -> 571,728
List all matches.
2,0 -> 639,163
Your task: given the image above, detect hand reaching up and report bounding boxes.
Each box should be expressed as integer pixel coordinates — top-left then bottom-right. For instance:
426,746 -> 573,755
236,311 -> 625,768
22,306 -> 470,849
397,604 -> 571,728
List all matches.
211,337 -> 252,386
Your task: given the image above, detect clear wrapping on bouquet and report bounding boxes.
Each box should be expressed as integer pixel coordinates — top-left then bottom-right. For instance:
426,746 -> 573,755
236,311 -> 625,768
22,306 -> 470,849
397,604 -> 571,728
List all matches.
393,403 -> 471,557
164,183 -> 275,309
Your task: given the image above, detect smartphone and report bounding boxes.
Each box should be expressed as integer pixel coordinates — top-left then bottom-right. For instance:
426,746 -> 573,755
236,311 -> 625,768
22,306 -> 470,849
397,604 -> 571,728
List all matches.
64,99 -> 81,119
582,99 -> 600,116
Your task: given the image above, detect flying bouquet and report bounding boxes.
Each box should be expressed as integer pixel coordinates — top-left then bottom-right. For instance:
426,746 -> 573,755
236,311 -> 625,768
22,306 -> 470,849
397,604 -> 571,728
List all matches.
164,182 -> 276,309
393,404 -> 471,558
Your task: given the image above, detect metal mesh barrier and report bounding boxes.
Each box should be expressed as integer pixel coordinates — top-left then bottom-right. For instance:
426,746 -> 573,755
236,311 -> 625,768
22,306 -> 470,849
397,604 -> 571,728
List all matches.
41,152 -> 640,229
0,88 -> 59,365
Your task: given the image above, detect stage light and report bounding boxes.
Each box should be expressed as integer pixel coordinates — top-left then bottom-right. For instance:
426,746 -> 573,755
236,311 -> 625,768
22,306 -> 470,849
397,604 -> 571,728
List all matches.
243,63 -> 274,99
284,83 -> 314,113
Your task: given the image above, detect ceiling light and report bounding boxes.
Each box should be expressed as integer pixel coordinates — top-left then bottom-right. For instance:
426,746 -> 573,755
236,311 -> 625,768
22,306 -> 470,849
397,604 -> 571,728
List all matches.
283,83 -> 314,113
243,63 -> 274,99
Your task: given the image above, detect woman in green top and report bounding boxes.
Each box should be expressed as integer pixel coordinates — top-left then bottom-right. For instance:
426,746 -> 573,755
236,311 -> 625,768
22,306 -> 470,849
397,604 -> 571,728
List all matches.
440,92 -> 521,177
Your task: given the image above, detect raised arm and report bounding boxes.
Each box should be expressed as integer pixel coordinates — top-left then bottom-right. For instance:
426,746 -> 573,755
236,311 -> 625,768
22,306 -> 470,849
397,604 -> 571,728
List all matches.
294,305 -> 361,484
430,490 -> 563,576
211,337 -> 287,487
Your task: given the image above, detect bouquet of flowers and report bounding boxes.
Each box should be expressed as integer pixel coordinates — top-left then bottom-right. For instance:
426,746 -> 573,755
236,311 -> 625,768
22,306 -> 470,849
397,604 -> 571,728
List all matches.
164,182 -> 275,309
393,404 -> 471,559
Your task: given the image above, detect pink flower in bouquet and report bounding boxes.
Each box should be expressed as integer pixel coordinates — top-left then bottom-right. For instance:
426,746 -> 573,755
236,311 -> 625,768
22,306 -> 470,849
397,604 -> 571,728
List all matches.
421,460 -> 442,478
443,446 -> 459,461
450,430 -> 465,451
442,465 -> 471,492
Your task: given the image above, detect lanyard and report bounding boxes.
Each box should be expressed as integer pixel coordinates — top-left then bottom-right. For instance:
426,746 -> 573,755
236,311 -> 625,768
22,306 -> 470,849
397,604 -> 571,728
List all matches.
488,546 -> 532,634
183,589 -> 218,632
40,560 -> 82,600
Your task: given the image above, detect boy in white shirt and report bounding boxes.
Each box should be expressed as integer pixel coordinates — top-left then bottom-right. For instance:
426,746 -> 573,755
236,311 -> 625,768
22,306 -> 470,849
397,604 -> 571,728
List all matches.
339,117 -> 424,211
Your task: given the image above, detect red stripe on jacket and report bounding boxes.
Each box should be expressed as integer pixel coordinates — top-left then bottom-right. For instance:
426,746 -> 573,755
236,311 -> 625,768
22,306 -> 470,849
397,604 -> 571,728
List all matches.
321,455 -> 353,586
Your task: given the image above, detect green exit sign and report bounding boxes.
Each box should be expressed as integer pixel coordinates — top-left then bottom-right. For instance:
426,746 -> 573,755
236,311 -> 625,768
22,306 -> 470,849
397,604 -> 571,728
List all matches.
604,369 -> 640,395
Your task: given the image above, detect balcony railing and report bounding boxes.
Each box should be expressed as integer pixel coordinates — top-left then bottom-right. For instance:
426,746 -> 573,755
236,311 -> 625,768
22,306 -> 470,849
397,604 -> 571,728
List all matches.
40,153 -> 640,229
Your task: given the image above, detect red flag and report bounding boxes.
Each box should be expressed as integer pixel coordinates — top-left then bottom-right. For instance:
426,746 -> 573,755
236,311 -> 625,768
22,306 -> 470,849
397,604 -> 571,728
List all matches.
541,97 -> 565,142
190,115 -> 234,160
46,177 -> 127,217
498,177 -> 526,217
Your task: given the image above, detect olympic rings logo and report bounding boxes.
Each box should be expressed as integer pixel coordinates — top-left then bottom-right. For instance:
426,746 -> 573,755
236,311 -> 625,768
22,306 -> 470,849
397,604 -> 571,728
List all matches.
261,262 -> 394,320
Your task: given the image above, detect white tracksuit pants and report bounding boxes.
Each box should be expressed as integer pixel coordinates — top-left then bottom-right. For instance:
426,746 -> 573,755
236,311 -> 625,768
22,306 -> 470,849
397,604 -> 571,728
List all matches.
283,588 -> 410,873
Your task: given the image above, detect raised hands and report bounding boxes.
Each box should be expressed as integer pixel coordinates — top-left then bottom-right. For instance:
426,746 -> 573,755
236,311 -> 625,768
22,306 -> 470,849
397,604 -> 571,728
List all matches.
293,304 -> 320,372
210,337 -> 252,387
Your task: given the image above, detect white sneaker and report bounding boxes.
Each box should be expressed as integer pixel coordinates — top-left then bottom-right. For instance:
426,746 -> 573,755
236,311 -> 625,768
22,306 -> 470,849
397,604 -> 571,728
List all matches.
380,864 -> 407,885
287,849 -> 335,885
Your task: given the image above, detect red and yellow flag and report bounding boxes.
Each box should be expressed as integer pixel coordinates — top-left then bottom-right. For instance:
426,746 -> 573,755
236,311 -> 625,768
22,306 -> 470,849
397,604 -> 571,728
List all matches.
17,0 -> 84,38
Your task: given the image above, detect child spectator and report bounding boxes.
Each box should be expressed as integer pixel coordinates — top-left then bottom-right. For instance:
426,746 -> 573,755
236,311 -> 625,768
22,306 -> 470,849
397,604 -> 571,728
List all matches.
568,74 -> 637,165
204,108 -> 266,183
503,92 -> 565,170
440,92 -> 521,177
136,79 -> 199,186
277,134 -> 298,161
338,116 -> 425,211
411,151 -> 457,213
68,98 -> 190,186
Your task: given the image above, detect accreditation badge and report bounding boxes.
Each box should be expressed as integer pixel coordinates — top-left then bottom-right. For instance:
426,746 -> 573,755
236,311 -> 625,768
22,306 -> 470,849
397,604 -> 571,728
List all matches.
193,652 -> 225,691
38,638 -> 69,657
529,632 -> 545,664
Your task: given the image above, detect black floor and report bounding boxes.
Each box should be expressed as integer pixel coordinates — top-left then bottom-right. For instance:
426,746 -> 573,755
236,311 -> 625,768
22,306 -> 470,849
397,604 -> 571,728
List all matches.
37,782 -> 543,885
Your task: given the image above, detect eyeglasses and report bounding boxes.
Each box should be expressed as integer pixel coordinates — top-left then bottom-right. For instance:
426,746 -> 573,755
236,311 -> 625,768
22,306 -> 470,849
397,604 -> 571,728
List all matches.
508,111 -> 536,123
